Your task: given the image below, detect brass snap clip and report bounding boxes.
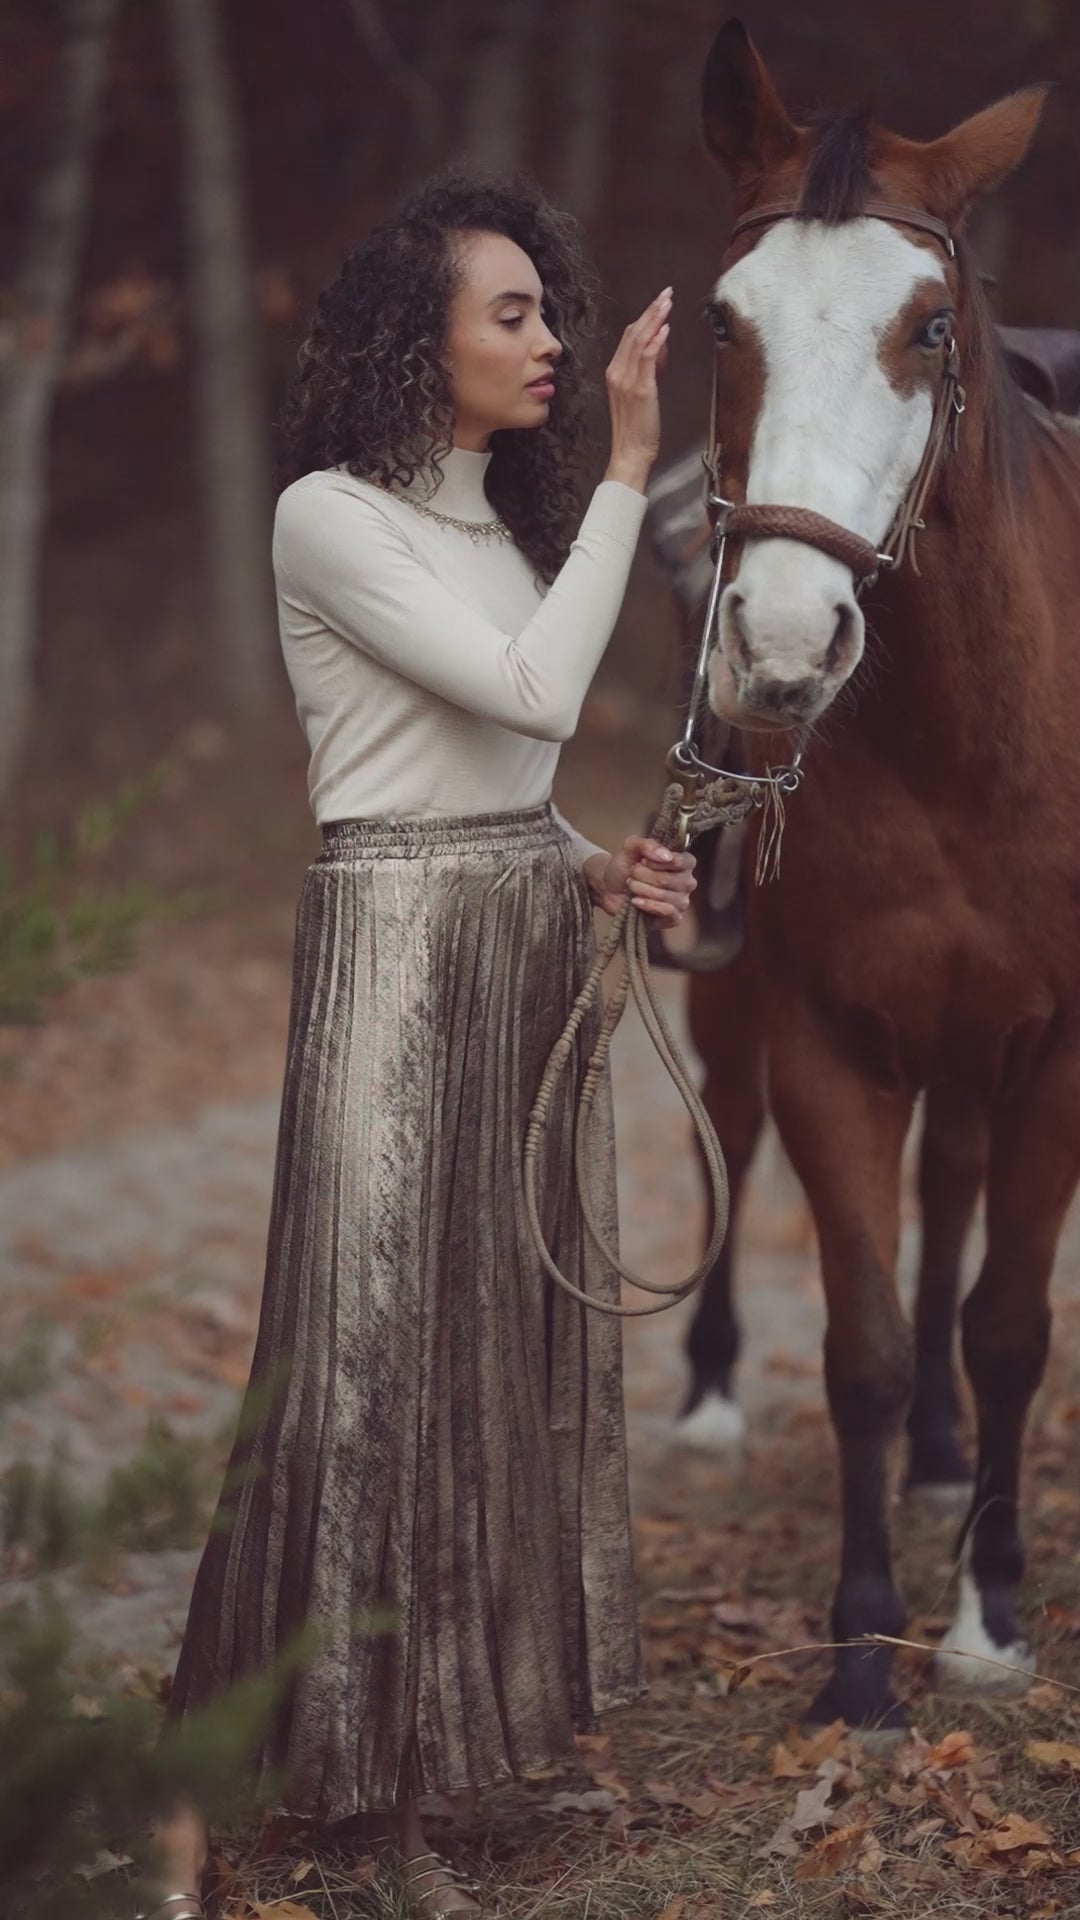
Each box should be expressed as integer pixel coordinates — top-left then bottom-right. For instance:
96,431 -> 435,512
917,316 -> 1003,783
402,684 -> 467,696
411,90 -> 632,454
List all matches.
665,743 -> 703,851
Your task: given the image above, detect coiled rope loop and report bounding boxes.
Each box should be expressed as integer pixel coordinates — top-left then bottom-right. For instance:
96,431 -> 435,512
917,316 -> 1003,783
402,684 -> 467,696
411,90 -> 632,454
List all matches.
523,774 -> 751,1317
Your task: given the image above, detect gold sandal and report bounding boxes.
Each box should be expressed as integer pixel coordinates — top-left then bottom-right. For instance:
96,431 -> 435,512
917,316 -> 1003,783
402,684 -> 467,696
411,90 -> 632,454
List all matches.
400,1849 -> 487,1916
134,1893 -> 206,1920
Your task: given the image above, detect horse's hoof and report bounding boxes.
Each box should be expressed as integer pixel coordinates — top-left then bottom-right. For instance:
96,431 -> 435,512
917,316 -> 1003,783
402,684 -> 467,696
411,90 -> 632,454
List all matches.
671,1391 -> 746,1455
934,1641 -> 1036,1693
805,1680 -> 910,1735
903,1478 -> 974,1517
934,1575 -> 1036,1694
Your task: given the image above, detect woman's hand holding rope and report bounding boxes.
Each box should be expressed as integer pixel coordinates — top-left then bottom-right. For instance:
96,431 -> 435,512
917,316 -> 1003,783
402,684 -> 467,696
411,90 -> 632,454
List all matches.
583,839 -> 697,920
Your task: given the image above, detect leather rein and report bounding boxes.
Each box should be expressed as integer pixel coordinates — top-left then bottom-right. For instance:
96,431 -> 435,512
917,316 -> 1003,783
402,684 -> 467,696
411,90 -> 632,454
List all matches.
672,195 -> 967,827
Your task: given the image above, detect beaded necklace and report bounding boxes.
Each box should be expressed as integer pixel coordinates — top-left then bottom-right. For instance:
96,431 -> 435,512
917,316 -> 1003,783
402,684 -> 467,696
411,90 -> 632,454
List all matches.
395,496 -> 514,545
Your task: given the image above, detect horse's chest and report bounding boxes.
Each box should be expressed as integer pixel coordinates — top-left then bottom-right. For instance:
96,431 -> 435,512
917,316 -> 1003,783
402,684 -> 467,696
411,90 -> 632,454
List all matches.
760,813 -> 1075,1095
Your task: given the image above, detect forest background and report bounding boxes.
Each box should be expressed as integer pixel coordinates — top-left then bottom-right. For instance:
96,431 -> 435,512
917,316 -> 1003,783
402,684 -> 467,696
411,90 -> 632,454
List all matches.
2,4 -> 1080,1918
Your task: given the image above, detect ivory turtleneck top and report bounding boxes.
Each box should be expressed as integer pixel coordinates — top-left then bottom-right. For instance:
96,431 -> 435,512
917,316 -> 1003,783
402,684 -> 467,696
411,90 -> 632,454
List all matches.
271,447 -> 648,865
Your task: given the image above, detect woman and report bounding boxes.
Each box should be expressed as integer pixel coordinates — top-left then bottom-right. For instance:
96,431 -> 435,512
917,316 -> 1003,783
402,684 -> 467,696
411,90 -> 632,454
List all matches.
144,171 -> 694,1920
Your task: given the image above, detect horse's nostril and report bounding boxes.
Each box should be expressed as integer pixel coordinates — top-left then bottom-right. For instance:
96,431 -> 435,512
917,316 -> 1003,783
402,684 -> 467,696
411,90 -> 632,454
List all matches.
728,593 -> 753,670
825,603 -> 856,675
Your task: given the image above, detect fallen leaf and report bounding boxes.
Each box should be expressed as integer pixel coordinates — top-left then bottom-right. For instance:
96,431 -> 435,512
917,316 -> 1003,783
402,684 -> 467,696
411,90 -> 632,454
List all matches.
289,1860 -> 314,1885
773,1739 -> 808,1780
986,1812 -> 1054,1853
859,1834 -> 886,1873
931,1773 -> 980,1835
791,1765 -> 840,1835
1028,1682 -> 1069,1709
1026,1739 -> 1080,1775
746,1895 -> 778,1910
969,1790 -> 999,1826
655,1900 -> 685,1920
925,1730 -> 975,1771
796,1821 -> 869,1881
756,1818 -> 801,1862
799,1720 -> 849,1767
908,1817 -> 945,1843
943,1835 -> 991,1870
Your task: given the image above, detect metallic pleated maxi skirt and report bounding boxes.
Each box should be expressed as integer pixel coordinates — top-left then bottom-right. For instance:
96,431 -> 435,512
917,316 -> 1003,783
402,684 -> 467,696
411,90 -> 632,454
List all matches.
164,803 -> 645,1820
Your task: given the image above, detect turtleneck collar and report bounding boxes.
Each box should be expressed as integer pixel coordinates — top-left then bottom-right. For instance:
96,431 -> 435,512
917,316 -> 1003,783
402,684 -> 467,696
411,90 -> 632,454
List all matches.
394,445 -> 496,523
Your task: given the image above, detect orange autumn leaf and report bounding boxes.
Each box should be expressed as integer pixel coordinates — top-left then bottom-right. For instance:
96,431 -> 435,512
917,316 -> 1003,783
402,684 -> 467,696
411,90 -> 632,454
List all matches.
798,1719 -> 848,1768
796,1822 -> 869,1882
986,1812 -> 1055,1853
1026,1739 -> 1080,1775
655,1900 -> 685,1920
772,1739 -> 807,1780
925,1729 -> 975,1771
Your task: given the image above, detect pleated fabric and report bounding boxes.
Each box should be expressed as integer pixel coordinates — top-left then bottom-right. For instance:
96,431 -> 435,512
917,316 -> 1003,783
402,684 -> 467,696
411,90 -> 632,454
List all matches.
163,803 -> 645,1820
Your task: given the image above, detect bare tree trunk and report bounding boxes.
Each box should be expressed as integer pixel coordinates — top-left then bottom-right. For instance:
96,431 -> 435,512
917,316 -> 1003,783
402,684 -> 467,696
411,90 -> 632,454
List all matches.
557,0 -> 613,223
459,0 -> 538,173
345,0 -> 442,173
0,0 -> 118,800
167,0 -> 277,719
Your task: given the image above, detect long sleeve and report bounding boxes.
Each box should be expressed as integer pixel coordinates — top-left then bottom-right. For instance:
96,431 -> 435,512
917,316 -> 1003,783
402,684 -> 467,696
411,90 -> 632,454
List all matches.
272,475 -> 647,744
550,800 -> 606,870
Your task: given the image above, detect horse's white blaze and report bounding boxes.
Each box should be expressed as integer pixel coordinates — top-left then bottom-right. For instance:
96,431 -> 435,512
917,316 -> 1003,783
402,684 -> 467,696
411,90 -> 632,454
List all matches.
712,219 -> 943,703
935,1555 -> 1036,1694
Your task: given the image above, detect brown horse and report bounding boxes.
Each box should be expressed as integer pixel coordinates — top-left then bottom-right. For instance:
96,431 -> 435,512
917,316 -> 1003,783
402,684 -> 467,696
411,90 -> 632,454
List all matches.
682,20 -> 1080,1730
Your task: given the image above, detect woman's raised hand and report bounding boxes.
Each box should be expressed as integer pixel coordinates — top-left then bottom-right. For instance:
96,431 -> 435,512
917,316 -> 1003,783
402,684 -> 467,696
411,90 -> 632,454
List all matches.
603,288 -> 671,494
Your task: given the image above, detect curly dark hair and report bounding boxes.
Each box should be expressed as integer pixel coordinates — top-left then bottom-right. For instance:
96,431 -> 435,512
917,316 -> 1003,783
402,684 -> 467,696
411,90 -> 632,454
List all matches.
276,170 -> 601,583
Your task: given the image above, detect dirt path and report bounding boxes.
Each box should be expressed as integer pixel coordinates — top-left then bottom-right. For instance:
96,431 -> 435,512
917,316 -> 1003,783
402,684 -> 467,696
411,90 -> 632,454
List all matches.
2,969 -> 1076,1670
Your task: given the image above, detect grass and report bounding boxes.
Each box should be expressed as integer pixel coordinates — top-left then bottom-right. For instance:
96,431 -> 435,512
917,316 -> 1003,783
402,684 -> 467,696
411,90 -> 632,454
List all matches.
170,1325 -> 1080,1920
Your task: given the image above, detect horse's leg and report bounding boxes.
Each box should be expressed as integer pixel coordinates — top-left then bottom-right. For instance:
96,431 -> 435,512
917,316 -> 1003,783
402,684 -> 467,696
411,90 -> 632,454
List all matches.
936,1033 -> 1080,1692
906,1081 -> 987,1501
770,1001 -> 915,1728
676,944 -> 766,1451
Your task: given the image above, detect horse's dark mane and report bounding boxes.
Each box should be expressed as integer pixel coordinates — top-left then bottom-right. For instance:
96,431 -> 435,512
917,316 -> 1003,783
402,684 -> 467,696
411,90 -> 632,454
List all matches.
798,113 -> 873,224
951,233 -> 1034,505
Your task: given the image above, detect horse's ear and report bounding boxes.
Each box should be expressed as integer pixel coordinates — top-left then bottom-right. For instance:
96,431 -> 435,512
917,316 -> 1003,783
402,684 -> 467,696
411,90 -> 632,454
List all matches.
701,18 -> 799,185
919,85 -> 1050,224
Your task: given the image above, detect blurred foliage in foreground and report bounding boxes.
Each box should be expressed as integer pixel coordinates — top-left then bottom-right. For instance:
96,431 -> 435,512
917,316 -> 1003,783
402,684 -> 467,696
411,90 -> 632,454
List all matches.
0,769 -> 291,1919
0,758 -> 213,1026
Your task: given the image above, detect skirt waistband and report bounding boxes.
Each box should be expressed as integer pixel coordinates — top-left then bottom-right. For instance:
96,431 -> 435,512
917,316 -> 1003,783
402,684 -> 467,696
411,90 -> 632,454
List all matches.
317,802 -> 564,861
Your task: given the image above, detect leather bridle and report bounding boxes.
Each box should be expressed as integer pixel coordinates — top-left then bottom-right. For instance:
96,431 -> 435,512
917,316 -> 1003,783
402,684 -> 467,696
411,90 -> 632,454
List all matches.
668,196 -> 968,832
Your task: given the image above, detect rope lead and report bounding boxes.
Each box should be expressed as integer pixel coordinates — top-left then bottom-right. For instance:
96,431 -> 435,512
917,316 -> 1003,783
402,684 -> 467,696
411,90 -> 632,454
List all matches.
523,777 -> 748,1317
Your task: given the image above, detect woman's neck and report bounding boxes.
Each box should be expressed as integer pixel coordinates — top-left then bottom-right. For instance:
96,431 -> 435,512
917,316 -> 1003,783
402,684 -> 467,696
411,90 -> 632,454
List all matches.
394,445 -> 496,520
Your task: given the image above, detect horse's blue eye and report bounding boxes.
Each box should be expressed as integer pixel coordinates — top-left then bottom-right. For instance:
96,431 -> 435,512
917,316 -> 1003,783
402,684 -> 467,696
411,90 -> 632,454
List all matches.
707,303 -> 731,343
919,312 -> 953,349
